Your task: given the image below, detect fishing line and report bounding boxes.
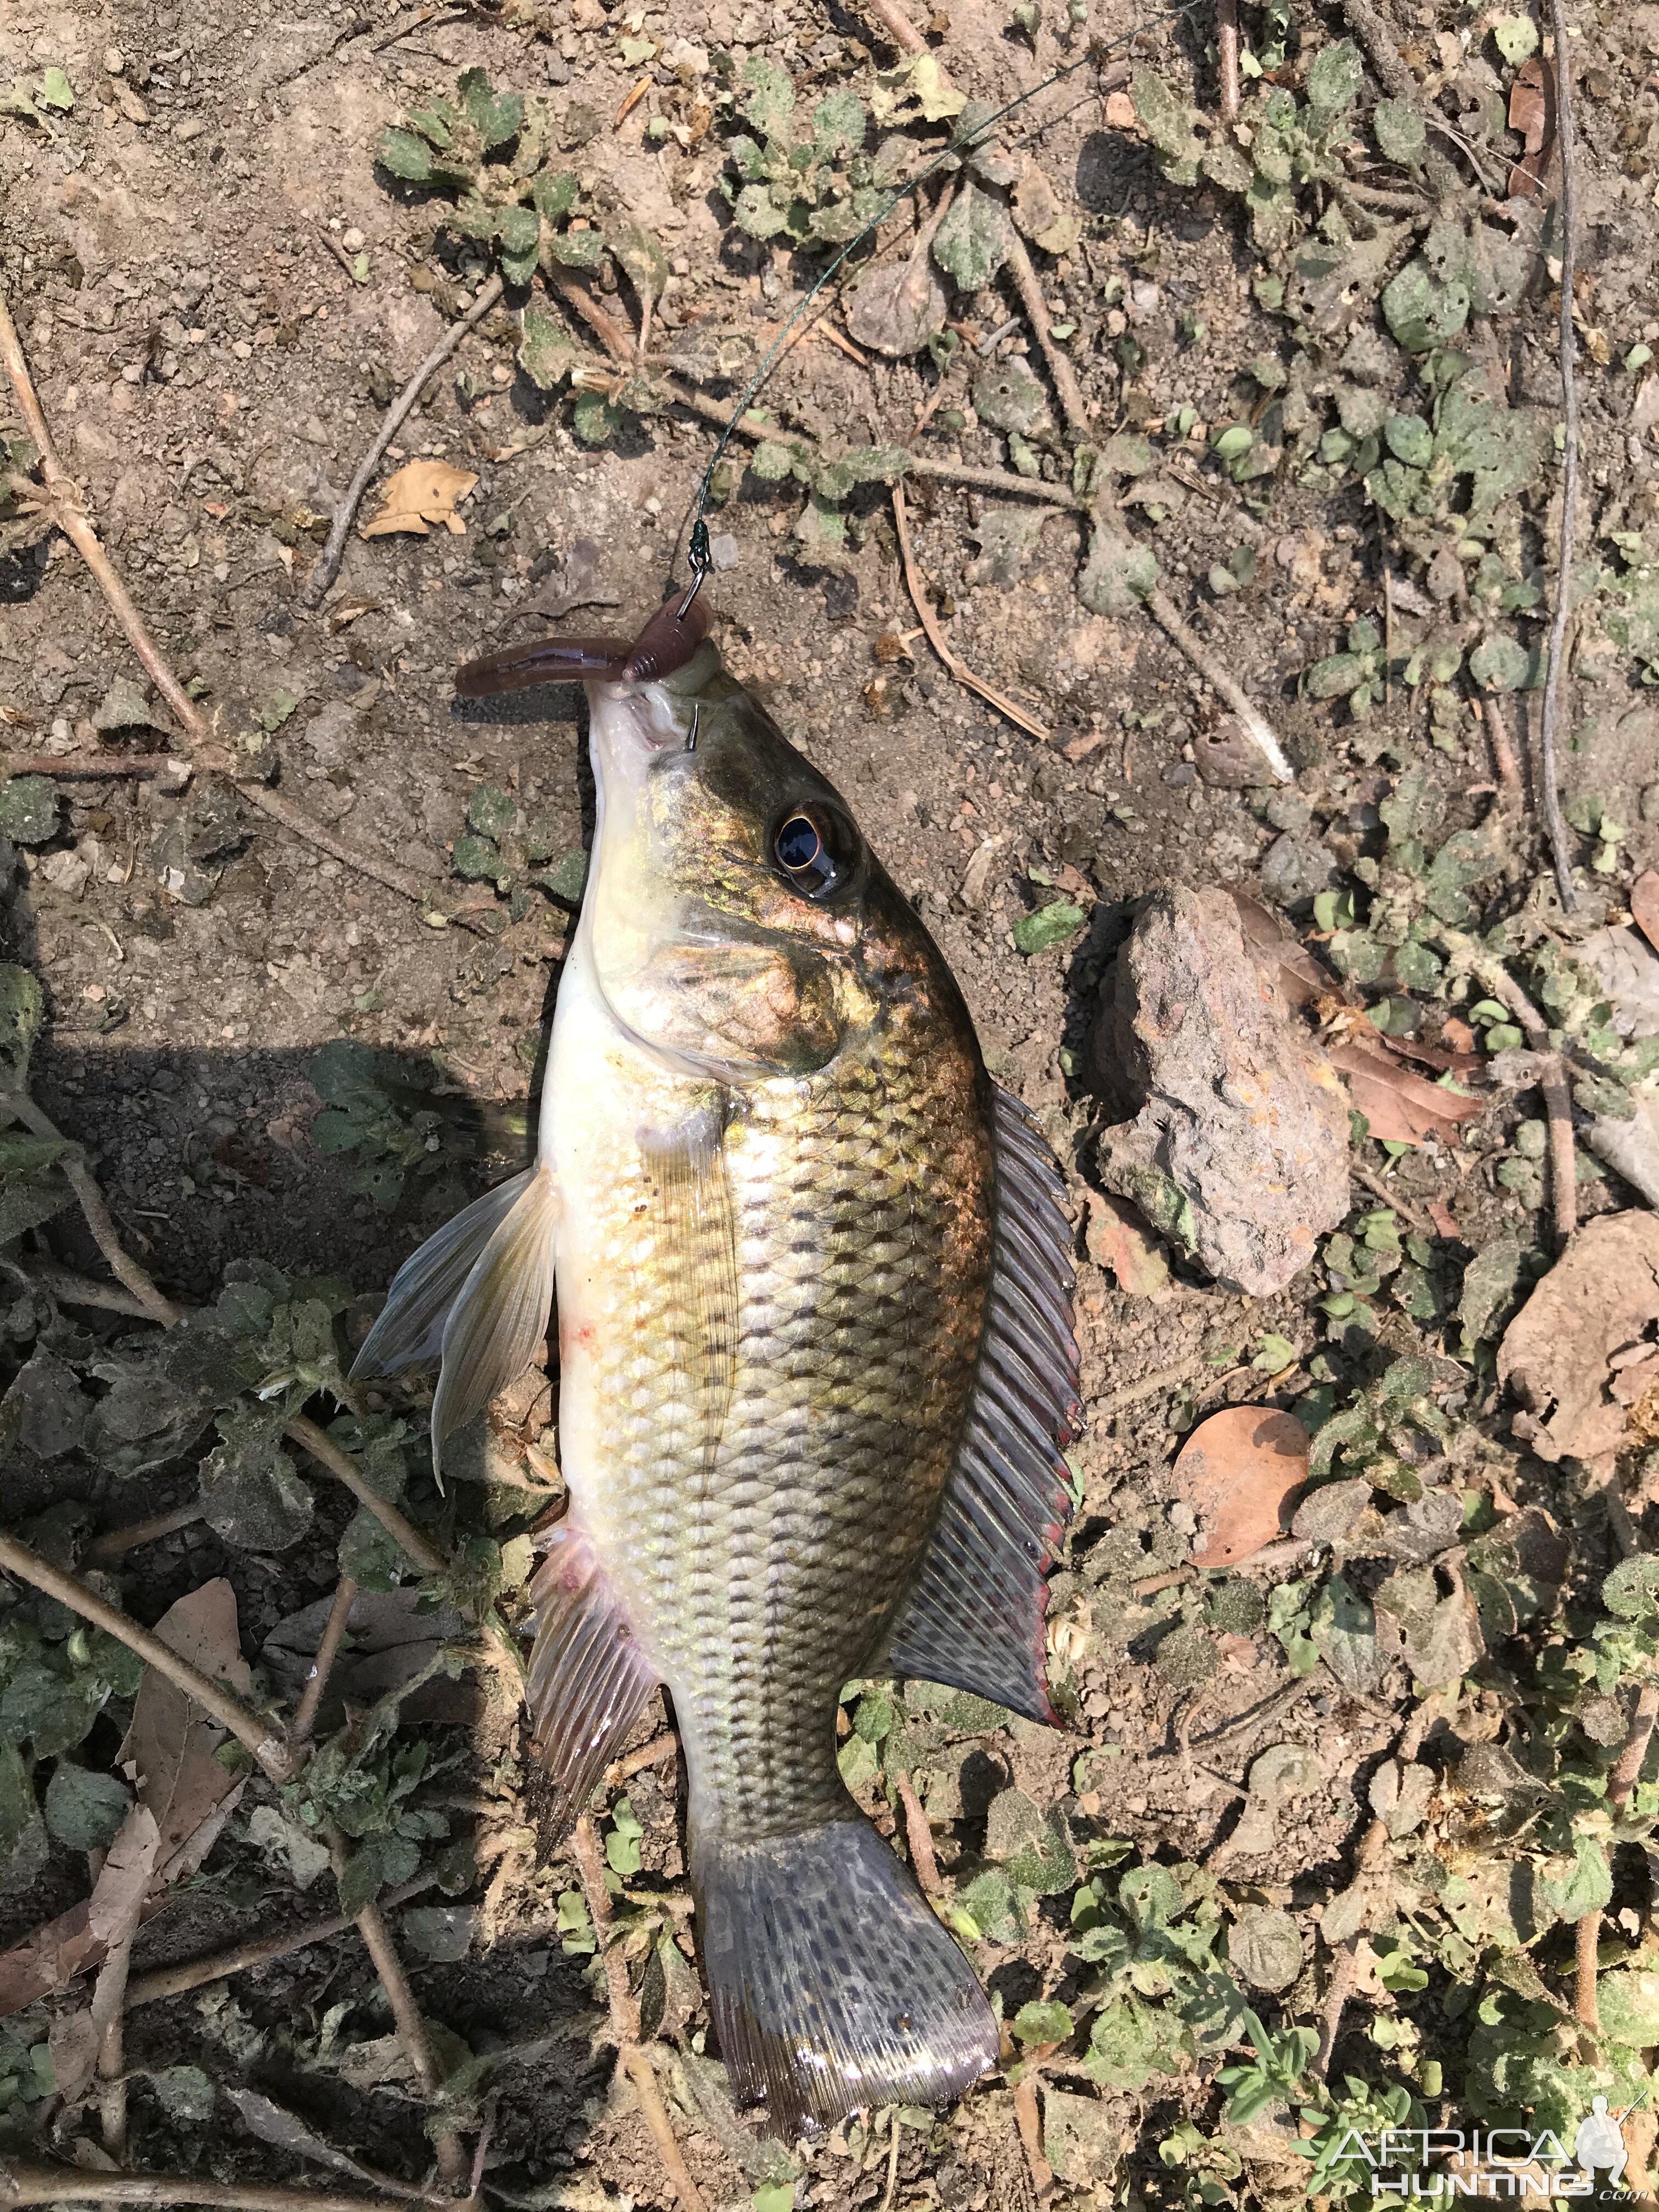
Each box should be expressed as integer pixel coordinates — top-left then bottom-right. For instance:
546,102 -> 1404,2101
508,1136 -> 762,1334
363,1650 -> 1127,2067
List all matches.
672,0 -> 1209,614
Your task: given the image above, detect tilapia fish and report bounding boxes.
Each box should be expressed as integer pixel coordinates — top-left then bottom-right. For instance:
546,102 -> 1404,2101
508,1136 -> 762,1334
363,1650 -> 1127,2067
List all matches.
354,630 -> 1080,2132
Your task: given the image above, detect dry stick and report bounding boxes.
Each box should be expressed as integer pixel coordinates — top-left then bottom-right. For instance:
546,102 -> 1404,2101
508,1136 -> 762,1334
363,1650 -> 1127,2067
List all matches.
1476,961 -> 1577,1244
1144,591 -> 1295,783
302,272 -> 504,608
1313,1696 -> 1440,2079
293,1576 -> 360,1745
7,1094 -> 180,1323
85,1500 -> 205,1564
237,781 -> 452,916
1570,1684 -> 1659,2051
1338,0 -> 1425,103
1217,0 -> 1240,121
1004,231 -> 1089,439
1537,0 -> 1581,915
0,751 -> 189,781
349,1873 -> 472,2193
1475,695 -> 1523,799
861,0 -> 926,52
571,1820 -> 708,2212
1610,1683 -> 1659,1814
0,297 -> 212,747
1011,2073 -> 1054,2200
285,1415 -> 450,1576
892,483 -> 1050,742
16,1259 -> 159,1318
604,1731 -> 679,1788
127,1872 -> 439,2008
894,1771 -> 944,1899
551,274 -> 636,366
0,1531 -> 294,1780
1574,1906 -> 1601,2049
0,2169 -> 434,2212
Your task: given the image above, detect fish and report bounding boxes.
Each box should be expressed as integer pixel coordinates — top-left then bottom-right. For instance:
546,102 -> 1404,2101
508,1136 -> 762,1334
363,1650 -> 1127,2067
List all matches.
353,617 -> 1080,2134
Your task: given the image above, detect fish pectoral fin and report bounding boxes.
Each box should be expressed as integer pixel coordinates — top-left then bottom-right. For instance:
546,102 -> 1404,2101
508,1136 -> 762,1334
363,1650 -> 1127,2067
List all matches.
698,1816 -> 997,2134
427,1163 -> 561,1481
878,1085 -> 1080,1725
351,1168 -> 536,1380
524,1532 -> 658,1843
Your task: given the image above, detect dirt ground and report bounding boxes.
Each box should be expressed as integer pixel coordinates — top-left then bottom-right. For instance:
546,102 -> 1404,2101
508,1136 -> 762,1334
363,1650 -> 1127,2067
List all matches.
3,0 -> 1659,2205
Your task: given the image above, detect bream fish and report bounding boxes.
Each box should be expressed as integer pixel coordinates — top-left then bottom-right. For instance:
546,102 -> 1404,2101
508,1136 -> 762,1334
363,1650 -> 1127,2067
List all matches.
353,606 -> 1080,2132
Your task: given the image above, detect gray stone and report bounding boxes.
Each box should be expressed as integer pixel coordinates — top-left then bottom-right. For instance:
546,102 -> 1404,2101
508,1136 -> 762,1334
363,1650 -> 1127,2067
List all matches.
1260,828 -> 1340,910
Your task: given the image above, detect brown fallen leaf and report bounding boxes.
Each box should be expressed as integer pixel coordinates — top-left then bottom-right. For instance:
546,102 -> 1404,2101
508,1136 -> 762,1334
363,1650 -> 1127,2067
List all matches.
1633,869 -> 1659,958
1508,57 -> 1555,198
1084,1187 -> 1171,1300
1327,1035 -> 1485,1146
1427,1197 -> 1460,1242
1171,1407 -> 1310,1568
360,459 -> 478,539
1231,891 -> 1346,1012
1498,1211 -> 1659,1462
48,2007 -> 100,2105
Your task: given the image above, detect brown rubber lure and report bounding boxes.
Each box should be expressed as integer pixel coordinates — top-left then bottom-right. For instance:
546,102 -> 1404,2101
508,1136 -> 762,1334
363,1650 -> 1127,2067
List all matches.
454,587 -> 715,701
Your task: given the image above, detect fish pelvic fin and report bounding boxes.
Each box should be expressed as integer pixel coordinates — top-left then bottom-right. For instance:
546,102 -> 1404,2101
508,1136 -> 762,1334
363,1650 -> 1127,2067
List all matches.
351,1169 -> 536,1380
524,1528 -> 658,1845
878,1084 -> 1080,1725
424,1163 -> 561,1481
697,1817 -> 997,2135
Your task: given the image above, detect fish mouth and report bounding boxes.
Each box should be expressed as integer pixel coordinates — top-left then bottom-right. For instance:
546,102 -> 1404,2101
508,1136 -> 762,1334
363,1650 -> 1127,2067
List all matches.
586,639 -> 725,796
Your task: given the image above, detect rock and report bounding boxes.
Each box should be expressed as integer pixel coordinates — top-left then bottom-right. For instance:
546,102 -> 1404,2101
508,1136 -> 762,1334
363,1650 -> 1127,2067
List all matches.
1087,886 -> 1351,1296
1260,828 -> 1340,910
38,848 -> 92,899
1195,715 -> 1271,787
1045,2089 -> 1121,2187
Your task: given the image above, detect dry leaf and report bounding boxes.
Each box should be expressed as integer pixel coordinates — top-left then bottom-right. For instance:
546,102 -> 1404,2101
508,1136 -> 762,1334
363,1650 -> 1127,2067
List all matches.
1232,891 -> 1344,1012
1633,869 -> 1659,958
360,459 -> 478,539
1171,1407 -> 1310,1568
1327,1035 -> 1484,1146
1498,1211 -> 1659,1462
1508,57 -> 1554,198
846,234 -> 947,358
88,1804 -> 161,2044
48,2008 -> 100,2104
1428,1197 -> 1460,1241
1084,1188 -> 1171,1299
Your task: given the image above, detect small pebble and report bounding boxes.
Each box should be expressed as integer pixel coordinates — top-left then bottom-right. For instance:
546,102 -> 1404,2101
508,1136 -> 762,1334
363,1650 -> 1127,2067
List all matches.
105,44 -> 125,72
709,532 -> 740,572
173,117 -> 205,141
341,225 -> 365,252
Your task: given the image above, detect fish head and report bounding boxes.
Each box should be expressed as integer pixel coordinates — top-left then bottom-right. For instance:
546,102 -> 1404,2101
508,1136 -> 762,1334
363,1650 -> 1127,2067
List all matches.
584,637 -> 927,1084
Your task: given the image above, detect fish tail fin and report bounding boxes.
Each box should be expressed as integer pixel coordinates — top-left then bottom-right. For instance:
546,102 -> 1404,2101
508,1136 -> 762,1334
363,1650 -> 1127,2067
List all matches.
696,1818 -> 997,2135
352,1165 -> 560,1485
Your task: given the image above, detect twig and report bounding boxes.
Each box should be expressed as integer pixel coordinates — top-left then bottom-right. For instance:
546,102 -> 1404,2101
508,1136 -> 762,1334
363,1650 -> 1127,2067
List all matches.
1217,0 -> 1240,121
1351,1162 -> 1435,1237
1338,0 -> 1425,104
892,483 -> 1050,742
1144,590 -> 1295,783
127,1873 -> 438,2008
1474,961 -> 1576,1243
317,227 -> 359,280
13,1259 -> 160,1318
0,2169 -> 435,2212
1475,696 -> 1523,800
301,272 -> 505,608
0,1532 -> 294,1780
571,1817 -> 706,2212
93,1810 -> 161,2160
862,0 -> 926,52
0,752 -> 190,782
1610,1683 -> 1659,1814
1537,0 -> 1581,916
6,1094 -> 180,1323
1574,1905 -> 1601,2051
235,781 -> 457,917
1003,232 -> 1089,439
881,2119 -> 903,2212
293,1576 -> 359,1744
0,293 -> 212,749
1011,2074 -> 1054,2201
549,274 -> 634,366
1096,1351 -> 1206,1417
85,1500 -> 205,1564
1132,1565 -> 1191,1599
603,1731 -> 678,1788
1313,1696 -> 1440,2079
285,1415 -> 449,1576
349,1876 -> 472,2192
894,1772 -> 944,1899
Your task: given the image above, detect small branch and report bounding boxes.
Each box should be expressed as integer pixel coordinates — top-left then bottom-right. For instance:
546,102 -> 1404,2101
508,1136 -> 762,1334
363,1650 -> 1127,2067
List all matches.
127,1873 -> 438,2008
1575,1904 -> 1601,2052
1474,961 -> 1577,1244
603,1731 -> 678,1790
1610,1682 -> 1659,1814
13,1259 -> 161,1319
894,1773 -> 944,1900
0,752 -> 190,783
0,293 -> 211,750
1217,0 -> 1240,122
1339,0 -> 1425,104
572,1817 -> 706,2212
893,483 -> 1050,742
861,0 -> 926,52
1475,696 -> 1523,800
1011,2074 -> 1054,2202
285,1415 -> 449,1577
0,2169 -> 431,2212
85,1500 -> 205,1564
1144,590 -> 1295,784
7,1094 -> 179,1324
548,275 -> 634,368
235,781 -> 460,919
292,1576 -> 359,1745
1003,232 -> 1089,440
1537,0 -> 1581,916
302,273 -> 505,609
0,1531 -> 295,1781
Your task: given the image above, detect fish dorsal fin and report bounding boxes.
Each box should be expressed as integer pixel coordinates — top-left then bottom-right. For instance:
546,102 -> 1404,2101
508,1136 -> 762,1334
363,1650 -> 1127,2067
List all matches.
881,1085 -> 1079,1724
524,1527 -> 659,1842
640,1102 -> 738,1485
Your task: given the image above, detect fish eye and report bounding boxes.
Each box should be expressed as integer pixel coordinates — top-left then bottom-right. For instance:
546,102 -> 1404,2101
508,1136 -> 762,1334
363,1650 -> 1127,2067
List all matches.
771,804 -> 857,899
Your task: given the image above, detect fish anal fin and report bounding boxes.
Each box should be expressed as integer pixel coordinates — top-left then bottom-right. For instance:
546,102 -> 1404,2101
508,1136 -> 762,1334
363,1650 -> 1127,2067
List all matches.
880,1085 -> 1080,1724
524,1528 -> 659,1844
